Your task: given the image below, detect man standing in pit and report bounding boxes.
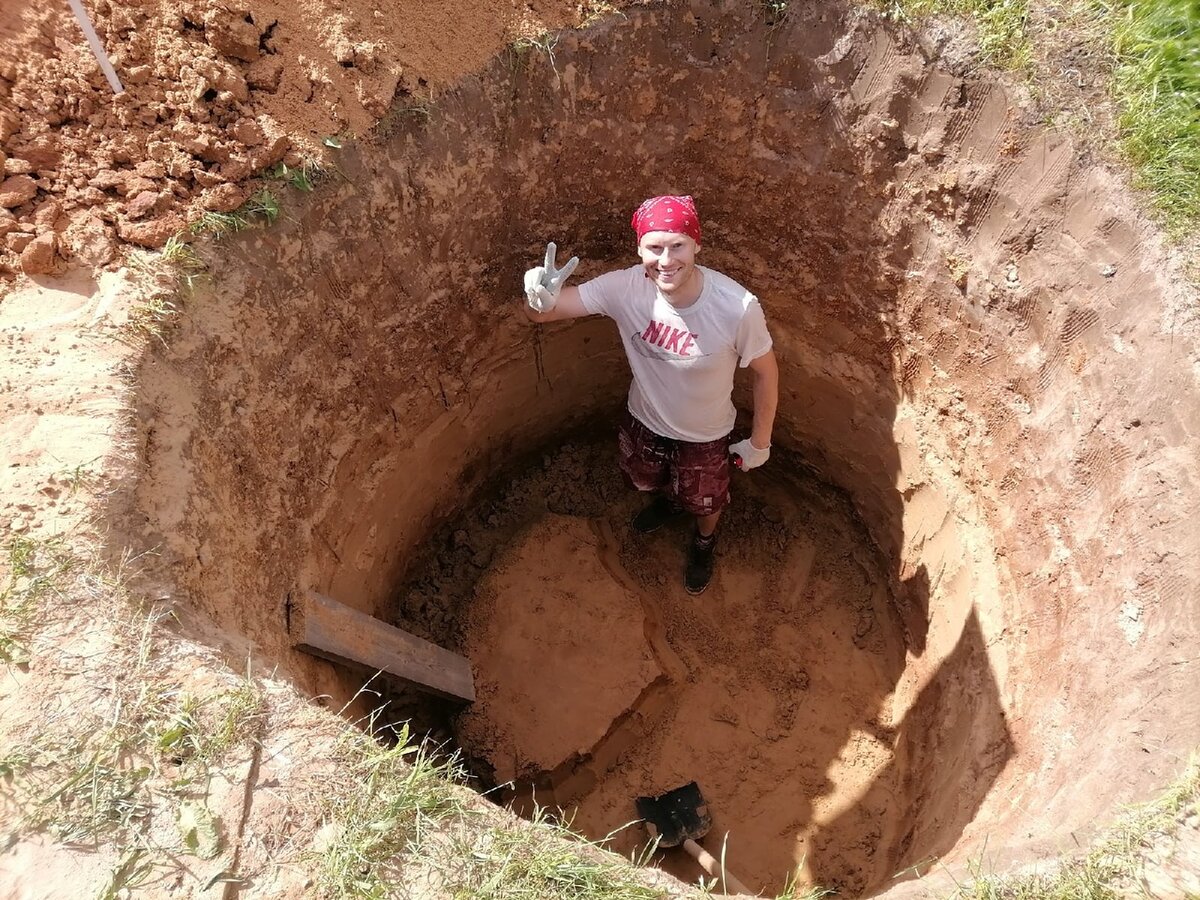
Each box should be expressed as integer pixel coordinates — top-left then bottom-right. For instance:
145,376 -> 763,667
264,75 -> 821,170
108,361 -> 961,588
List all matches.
521,195 -> 779,594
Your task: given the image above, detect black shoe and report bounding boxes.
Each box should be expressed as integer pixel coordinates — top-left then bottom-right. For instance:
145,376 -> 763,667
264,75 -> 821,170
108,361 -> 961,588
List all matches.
632,496 -> 686,534
685,531 -> 717,595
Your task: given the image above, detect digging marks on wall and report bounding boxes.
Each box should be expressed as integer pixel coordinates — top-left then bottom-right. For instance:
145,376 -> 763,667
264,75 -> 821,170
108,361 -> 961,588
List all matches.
108,0 -> 1200,893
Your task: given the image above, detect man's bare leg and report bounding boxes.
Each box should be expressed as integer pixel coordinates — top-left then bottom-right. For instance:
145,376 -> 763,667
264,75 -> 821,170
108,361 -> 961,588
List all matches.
696,510 -> 722,538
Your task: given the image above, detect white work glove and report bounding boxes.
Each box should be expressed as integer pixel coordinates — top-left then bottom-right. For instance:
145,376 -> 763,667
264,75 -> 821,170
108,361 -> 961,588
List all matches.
730,438 -> 770,471
524,241 -> 579,313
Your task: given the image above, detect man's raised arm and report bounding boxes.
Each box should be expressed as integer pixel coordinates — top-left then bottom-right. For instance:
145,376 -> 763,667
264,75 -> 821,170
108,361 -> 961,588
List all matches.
522,242 -> 592,324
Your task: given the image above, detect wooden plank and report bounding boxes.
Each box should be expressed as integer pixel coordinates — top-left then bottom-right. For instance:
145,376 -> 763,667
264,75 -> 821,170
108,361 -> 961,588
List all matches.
291,591 -> 475,702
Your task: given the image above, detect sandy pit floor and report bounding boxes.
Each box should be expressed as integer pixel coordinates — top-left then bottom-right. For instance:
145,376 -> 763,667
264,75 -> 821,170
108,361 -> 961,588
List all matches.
396,433 -> 911,896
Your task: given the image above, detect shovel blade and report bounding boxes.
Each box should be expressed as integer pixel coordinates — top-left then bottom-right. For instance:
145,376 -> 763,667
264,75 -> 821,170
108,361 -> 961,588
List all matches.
635,781 -> 712,849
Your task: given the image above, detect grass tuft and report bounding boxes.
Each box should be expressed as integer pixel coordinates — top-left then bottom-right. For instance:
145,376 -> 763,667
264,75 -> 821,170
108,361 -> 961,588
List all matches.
97,849 -> 159,900
763,0 -> 791,25
0,553 -> 264,862
512,31 -> 560,59
156,234 -> 208,297
777,876 -> 836,900
154,680 -> 266,769
242,187 -> 282,225
188,186 -> 282,239
577,0 -> 626,27
1110,0 -> 1200,234
58,457 -> 101,496
8,735 -> 153,844
945,754 -> 1200,899
316,719 -> 467,899
448,807 -> 662,900
0,536 -> 73,665
374,92 -> 435,139
266,160 -> 326,193
189,209 -> 250,239
879,0 -> 1033,69
124,294 -> 179,347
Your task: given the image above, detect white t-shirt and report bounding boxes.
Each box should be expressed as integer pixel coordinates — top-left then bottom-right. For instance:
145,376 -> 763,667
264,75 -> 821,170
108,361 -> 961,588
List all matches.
579,264 -> 773,442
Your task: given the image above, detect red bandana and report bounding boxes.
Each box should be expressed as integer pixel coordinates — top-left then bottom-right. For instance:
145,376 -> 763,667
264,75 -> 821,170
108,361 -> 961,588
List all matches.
631,195 -> 702,245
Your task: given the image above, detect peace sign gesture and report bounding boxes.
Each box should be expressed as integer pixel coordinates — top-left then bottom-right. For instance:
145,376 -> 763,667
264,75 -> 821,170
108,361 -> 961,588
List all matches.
524,242 -> 580,312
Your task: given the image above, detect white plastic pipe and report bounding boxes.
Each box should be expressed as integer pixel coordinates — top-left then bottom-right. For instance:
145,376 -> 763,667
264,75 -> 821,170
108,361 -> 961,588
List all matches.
67,0 -> 125,94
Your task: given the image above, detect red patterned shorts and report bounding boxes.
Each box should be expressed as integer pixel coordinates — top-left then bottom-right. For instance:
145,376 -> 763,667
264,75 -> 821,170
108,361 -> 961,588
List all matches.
618,410 -> 732,517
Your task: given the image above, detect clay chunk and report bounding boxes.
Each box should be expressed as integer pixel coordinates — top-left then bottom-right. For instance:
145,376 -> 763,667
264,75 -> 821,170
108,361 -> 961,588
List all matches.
457,515 -> 661,783
0,175 -> 37,209
118,214 -> 185,249
204,9 -> 263,62
19,232 -> 56,275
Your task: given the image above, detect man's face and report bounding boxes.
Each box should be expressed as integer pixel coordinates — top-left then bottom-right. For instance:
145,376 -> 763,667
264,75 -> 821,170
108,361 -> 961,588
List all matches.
638,231 -> 699,294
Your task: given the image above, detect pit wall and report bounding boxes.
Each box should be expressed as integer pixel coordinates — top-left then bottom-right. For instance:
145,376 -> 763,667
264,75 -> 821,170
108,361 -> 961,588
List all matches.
120,0 -> 1200,892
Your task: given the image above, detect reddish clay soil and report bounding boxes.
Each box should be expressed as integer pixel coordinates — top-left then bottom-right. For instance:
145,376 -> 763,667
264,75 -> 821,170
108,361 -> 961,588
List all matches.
0,0 -> 604,276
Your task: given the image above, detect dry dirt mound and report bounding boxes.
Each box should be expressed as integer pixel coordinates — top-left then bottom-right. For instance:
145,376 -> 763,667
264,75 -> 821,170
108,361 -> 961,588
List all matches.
0,0 -> 599,278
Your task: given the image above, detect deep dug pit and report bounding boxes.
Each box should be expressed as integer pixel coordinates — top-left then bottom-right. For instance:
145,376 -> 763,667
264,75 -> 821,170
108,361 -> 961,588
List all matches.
396,435 -> 915,893
118,0 -> 1200,895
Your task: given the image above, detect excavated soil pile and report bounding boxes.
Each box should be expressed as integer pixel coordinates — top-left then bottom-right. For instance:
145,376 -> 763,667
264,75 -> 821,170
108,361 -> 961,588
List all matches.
107,0 -> 1198,895
0,0 -> 585,275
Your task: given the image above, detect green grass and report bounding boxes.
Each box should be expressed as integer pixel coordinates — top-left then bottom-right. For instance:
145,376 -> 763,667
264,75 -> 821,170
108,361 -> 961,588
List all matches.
873,0 -> 1200,238
877,0 -> 1033,69
243,187 -> 281,225
316,720 -> 467,899
1109,0 -> 1200,234
124,294 -> 179,347
127,184 -> 283,325
447,808 -> 662,900
944,754 -> 1200,898
97,849 -> 159,899
153,680 -> 266,770
776,876 -> 836,900
189,209 -> 250,238
3,674 -> 262,855
266,160 -> 325,193
57,457 -> 101,496
159,234 -> 207,292
3,729 -> 153,844
0,554 -> 262,859
189,187 -> 282,238
0,536 -> 73,665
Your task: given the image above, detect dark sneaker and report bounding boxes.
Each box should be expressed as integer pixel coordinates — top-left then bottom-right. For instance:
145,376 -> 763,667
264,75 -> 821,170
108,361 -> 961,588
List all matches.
685,531 -> 718,595
632,495 -> 686,534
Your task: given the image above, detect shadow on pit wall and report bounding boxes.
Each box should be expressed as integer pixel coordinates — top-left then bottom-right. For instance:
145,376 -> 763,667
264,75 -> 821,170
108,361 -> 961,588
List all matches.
174,0 -> 1018,889
470,0 -> 1017,891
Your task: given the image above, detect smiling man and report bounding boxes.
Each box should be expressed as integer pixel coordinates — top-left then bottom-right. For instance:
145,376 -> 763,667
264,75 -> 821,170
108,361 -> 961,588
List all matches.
522,195 -> 779,594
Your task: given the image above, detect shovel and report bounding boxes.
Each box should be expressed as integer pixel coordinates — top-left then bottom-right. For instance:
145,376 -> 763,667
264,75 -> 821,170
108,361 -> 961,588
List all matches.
635,781 -> 753,896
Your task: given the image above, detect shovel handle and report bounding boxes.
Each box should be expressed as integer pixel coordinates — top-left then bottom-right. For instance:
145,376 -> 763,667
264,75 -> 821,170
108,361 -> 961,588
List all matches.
681,838 -> 753,896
